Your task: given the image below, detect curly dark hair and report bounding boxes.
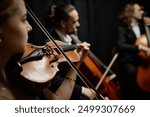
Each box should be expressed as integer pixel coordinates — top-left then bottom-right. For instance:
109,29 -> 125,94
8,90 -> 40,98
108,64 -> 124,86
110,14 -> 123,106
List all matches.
45,3 -> 76,28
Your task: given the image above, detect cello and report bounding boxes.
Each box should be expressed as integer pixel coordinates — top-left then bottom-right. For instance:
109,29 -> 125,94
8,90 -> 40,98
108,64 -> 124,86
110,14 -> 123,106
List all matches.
71,34 -> 121,99
135,32 -> 150,92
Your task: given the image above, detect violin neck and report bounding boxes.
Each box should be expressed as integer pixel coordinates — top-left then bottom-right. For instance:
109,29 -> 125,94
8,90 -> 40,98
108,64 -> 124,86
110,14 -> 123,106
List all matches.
54,44 -> 77,53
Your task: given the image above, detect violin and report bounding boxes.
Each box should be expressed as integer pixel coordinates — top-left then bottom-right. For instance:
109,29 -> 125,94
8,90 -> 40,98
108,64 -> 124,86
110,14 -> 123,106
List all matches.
18,40 -> 80,83
6,40 -> 83,98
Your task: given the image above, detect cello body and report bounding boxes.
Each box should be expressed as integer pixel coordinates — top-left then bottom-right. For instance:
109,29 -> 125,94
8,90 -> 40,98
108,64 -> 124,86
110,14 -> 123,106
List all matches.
71,34 -> 121,99
79,52 -> 121,99
135,34 -> 150,92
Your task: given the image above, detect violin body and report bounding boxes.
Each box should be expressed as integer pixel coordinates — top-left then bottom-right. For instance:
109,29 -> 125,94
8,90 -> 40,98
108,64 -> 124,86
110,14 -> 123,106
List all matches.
135,34 -> 150,92
6,40 -> 81,97
20,43 -> 58,83
19,40 -> 80,83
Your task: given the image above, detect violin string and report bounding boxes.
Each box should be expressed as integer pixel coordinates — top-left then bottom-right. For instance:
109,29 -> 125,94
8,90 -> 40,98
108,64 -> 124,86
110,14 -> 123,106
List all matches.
25,2 -> 104,100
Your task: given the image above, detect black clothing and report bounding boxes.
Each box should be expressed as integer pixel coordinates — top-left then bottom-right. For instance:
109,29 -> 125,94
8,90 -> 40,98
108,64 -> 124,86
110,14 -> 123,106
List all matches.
117,23 -> 150,99
117,23 -> 144,65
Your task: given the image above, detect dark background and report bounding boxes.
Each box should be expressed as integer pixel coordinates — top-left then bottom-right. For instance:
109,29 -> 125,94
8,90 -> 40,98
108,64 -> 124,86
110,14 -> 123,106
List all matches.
26,0 -> 150,66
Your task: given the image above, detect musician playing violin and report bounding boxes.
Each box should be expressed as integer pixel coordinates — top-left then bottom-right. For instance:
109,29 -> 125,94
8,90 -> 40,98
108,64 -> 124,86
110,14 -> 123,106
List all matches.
0,0 -> 32,99
45,3 -> 96,100
116,2 -> 150,99
1,1 -> 95,100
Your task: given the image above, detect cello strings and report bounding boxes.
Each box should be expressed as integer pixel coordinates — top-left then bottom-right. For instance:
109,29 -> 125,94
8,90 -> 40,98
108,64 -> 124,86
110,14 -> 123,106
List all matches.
25,2 -> 104,100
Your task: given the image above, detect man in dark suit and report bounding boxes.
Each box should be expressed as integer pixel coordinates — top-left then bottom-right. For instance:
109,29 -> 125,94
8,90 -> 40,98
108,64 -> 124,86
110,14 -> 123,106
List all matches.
45,3 -> 96,100
116,3 -> 150,99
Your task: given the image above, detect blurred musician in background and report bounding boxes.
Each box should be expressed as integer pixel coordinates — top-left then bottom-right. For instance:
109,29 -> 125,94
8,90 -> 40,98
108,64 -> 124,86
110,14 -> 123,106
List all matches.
116,2 -> 150,99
